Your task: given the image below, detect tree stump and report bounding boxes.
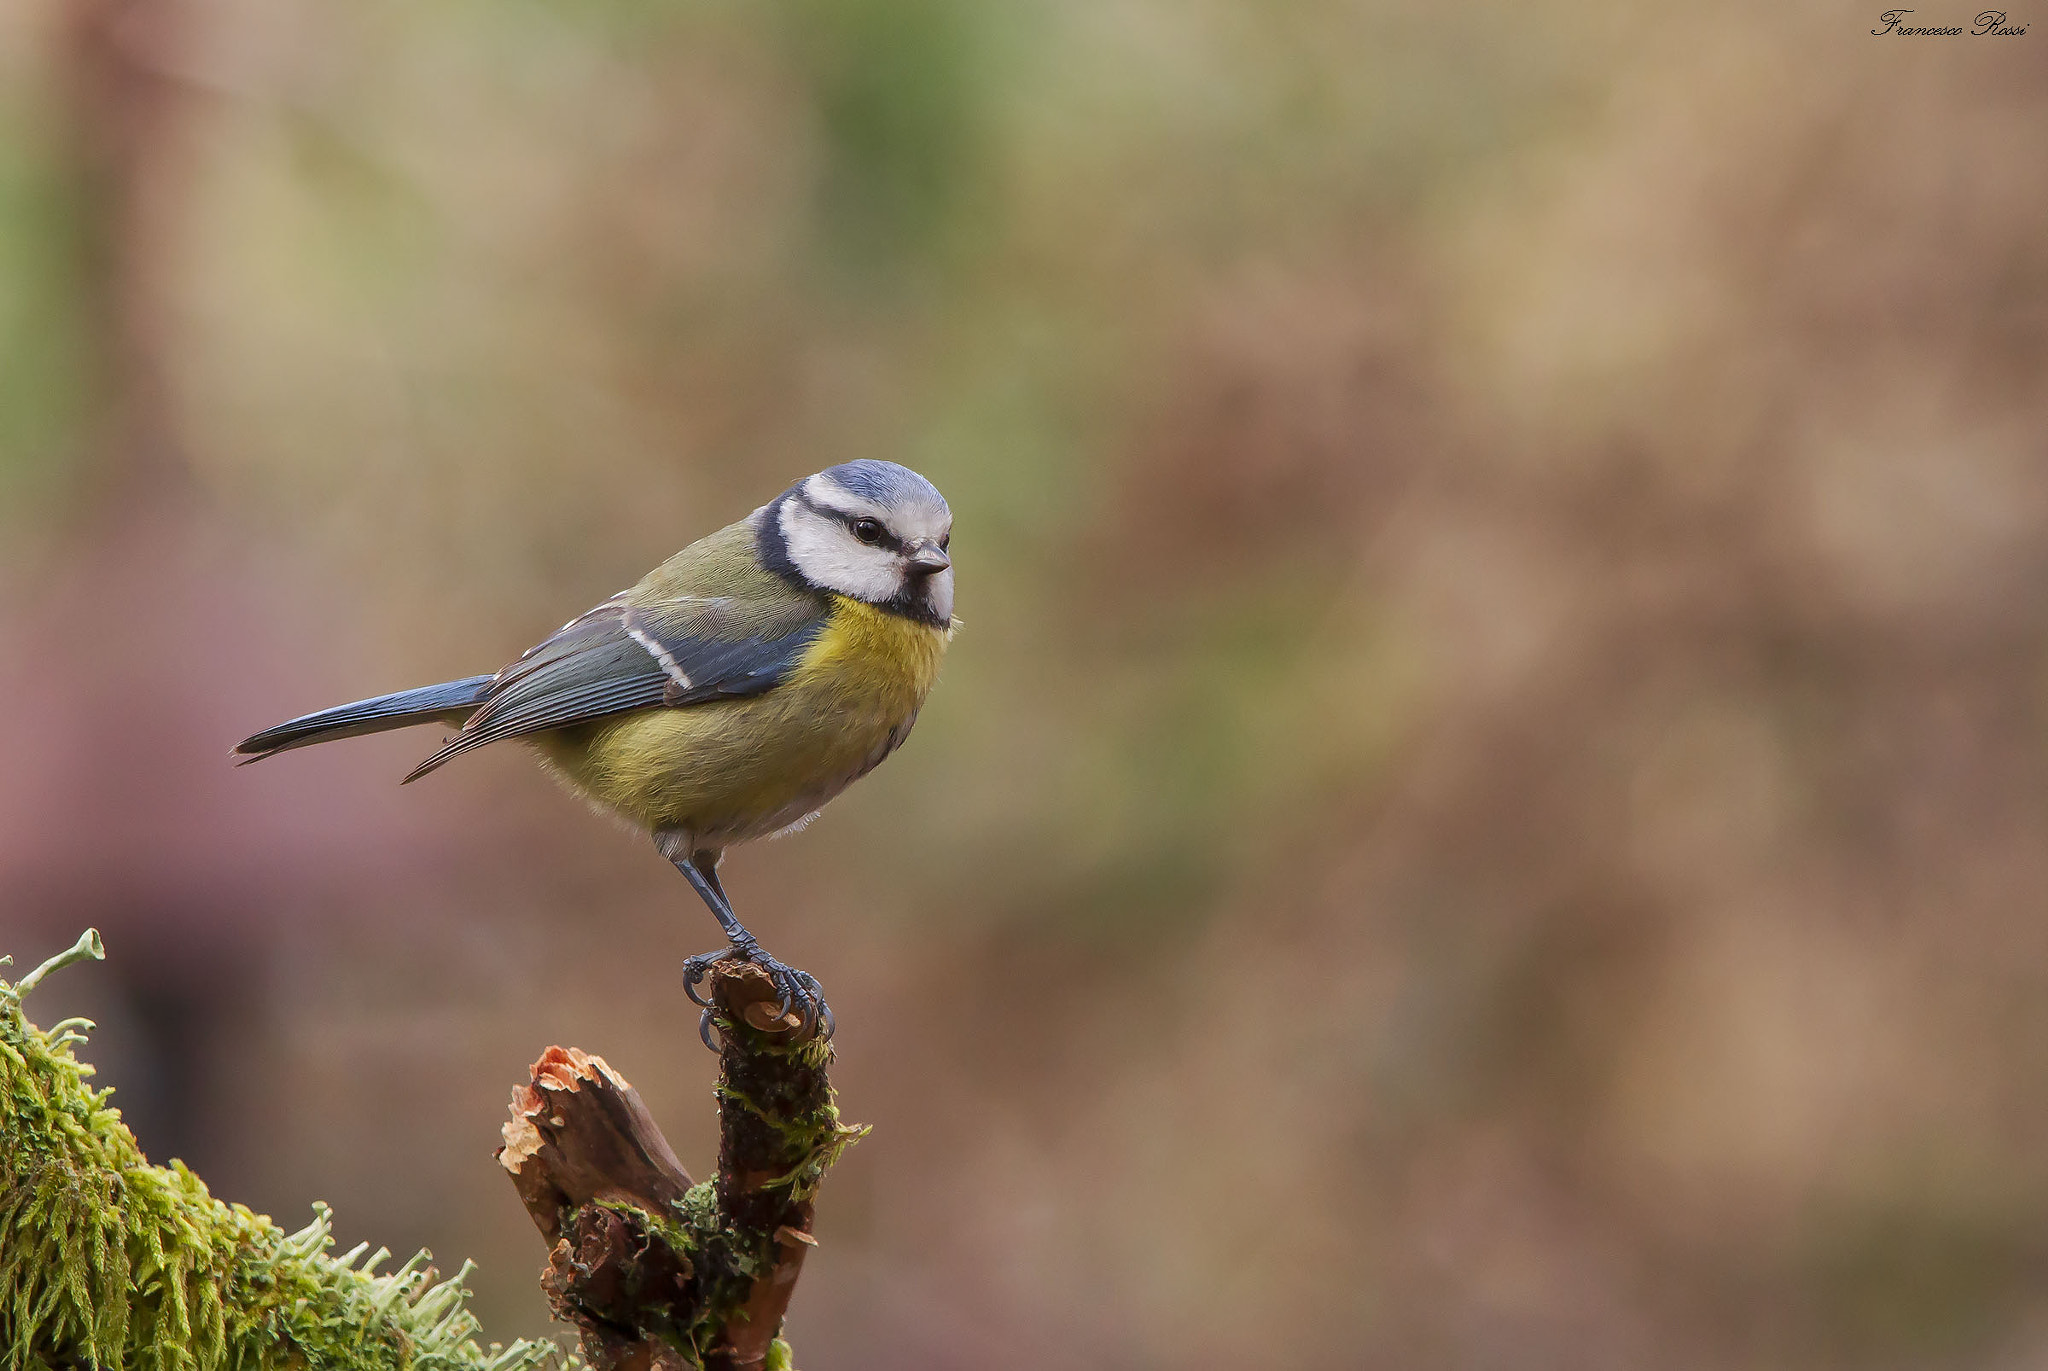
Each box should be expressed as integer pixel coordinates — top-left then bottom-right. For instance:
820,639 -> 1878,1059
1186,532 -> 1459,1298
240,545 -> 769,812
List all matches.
497,962 -> 862,1371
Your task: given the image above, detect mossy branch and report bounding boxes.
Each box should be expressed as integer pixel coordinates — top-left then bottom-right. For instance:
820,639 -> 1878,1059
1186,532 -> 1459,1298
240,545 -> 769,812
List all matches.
497,963 -> 863,1371
0,931 -> 559,1371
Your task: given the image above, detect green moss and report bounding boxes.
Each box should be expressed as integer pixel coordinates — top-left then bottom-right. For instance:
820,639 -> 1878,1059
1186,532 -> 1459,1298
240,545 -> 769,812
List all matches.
708,1020 -> 867,1207
1,932 -> 559,1371
647,1015 -> 867,1367
667,1180 -> 764,1362
569,1113 -> 858,1365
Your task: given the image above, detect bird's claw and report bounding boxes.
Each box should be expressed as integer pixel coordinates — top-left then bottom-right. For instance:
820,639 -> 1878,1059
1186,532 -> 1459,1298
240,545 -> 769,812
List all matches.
682,952 -> 721,1009
681,940 -> 833,1046
756,957 -> 829,1039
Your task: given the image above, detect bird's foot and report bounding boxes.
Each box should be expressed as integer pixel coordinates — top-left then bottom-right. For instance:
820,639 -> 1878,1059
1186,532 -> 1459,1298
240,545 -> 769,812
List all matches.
682,938 -> 833,1049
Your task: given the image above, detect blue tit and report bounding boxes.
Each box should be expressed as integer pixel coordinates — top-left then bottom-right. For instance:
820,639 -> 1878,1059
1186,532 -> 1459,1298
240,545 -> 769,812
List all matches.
236,460 -> 955,1038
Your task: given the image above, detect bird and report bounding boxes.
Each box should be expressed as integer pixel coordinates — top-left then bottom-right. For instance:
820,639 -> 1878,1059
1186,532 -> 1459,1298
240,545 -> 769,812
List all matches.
235,460 -> 955,1042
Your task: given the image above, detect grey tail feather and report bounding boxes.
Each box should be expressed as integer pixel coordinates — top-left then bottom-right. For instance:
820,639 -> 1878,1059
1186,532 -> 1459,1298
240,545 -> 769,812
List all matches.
234,675 -> 494,764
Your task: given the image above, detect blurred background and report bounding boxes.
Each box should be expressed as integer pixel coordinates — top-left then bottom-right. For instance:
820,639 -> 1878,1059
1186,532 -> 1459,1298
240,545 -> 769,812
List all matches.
3,0 -> 2046,1365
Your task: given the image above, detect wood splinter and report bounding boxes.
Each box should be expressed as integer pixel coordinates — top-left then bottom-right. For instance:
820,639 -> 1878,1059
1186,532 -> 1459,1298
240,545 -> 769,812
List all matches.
497,962 -> 859,1371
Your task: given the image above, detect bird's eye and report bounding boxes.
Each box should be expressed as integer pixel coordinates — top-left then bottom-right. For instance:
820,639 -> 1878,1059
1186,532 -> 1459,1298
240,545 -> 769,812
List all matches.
851,517 -> 885,545
938,533 -> 950,551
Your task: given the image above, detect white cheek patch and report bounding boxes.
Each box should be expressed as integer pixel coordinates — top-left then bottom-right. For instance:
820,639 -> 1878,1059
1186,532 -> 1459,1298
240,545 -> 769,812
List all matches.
780,501 -> 905,602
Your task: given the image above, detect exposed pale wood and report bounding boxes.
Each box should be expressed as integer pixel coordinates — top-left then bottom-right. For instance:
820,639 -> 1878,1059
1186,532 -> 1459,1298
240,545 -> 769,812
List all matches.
497,961 -> 844,1370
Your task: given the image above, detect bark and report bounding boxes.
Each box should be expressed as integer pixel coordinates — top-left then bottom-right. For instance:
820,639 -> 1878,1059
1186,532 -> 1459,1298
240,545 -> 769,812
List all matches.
498,962 -> 860,1371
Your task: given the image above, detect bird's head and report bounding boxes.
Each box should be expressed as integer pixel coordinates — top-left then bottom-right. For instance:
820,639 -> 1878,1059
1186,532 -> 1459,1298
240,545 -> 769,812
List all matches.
756,460 -> 954,626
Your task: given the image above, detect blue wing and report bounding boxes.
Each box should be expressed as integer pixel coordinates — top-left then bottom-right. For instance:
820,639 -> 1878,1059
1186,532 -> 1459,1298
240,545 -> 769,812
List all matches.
402,592 -> 828,781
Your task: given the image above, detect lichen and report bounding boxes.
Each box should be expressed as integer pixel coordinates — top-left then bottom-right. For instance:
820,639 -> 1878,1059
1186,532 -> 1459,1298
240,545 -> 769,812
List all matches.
1,931 -> 560,1371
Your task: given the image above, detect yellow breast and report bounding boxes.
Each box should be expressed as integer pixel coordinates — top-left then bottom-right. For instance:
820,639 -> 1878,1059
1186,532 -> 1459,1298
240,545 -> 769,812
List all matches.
532,597 -> 949,843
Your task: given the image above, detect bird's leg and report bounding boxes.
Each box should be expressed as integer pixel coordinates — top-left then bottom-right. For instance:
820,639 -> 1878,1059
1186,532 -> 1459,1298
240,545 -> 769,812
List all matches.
655,833 -> 831,1044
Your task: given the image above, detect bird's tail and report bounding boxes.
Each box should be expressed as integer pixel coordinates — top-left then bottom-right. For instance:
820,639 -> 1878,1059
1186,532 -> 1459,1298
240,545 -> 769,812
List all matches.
233,675 -> 494,763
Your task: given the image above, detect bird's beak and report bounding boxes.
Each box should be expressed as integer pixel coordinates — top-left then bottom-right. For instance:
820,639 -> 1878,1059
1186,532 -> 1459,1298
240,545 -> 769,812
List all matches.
907,541 -> 951,574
